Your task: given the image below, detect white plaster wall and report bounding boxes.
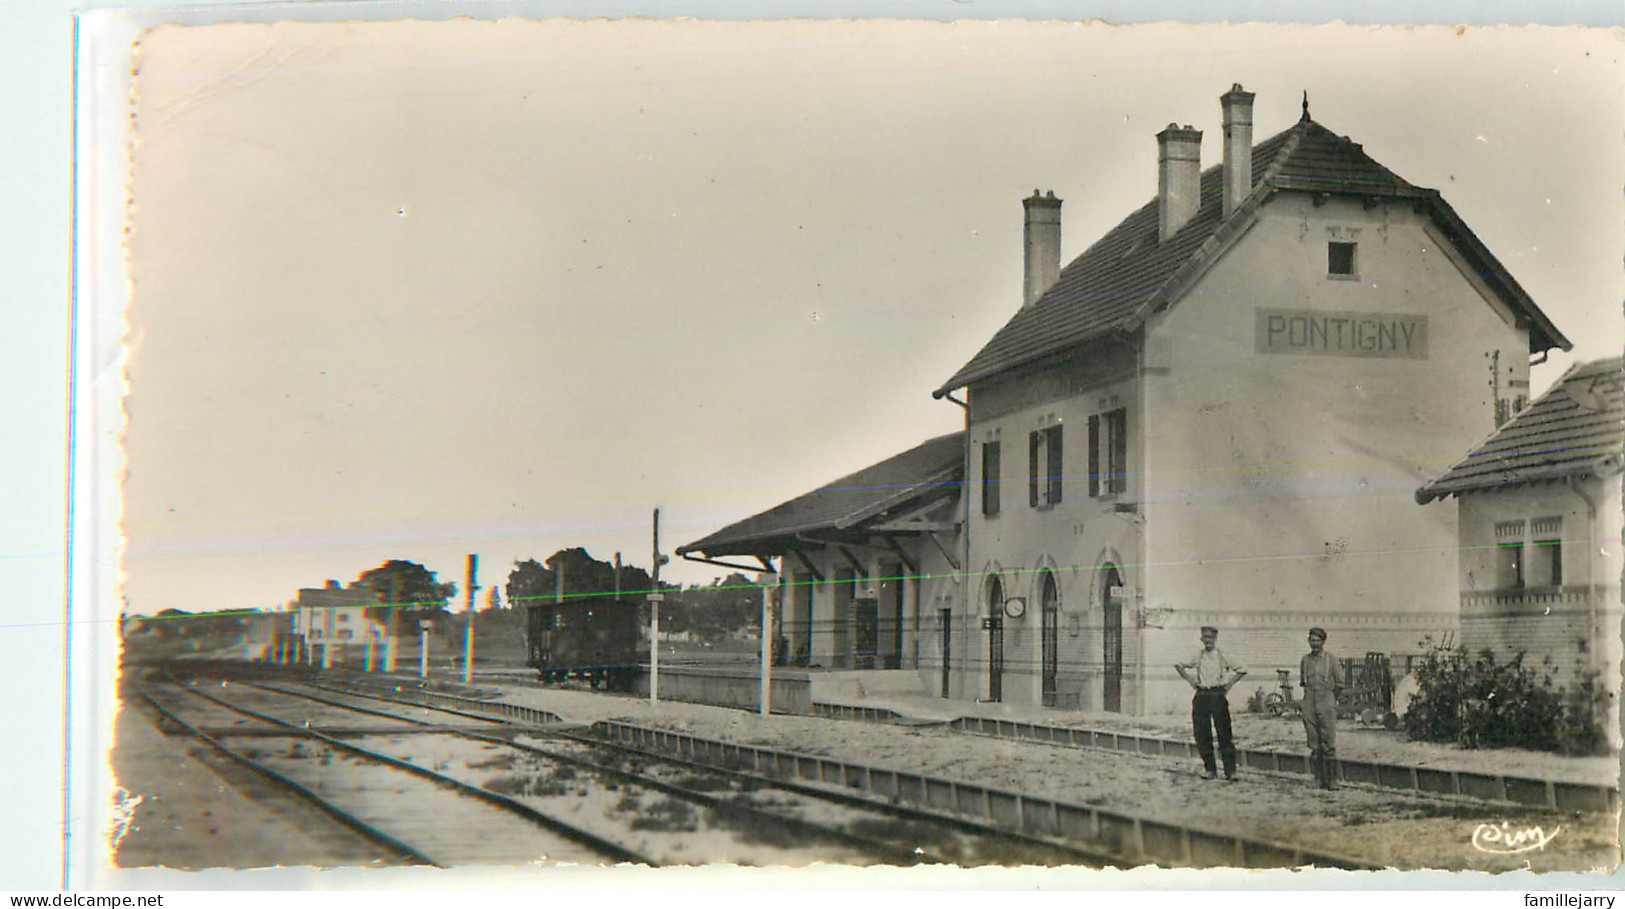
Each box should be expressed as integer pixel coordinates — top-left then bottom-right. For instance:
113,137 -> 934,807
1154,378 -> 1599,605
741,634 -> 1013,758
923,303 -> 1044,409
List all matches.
965,365 -> 1146,710
1139,193 -> 1530,713
1455,478 -> 1623,692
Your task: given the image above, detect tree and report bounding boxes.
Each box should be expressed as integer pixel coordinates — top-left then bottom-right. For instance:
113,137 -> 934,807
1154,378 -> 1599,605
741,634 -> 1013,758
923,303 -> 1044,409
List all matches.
674,573 -> 760,641
507,549 -> 658,607
505,558 -> 556,610
355,560 -> 456,627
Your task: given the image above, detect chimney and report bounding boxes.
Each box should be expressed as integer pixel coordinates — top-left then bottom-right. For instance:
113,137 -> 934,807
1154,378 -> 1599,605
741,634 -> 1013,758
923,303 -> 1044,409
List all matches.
1221,83 -> 1256,218
1022,189 -> 1062,307
1156,123 -> 1202,242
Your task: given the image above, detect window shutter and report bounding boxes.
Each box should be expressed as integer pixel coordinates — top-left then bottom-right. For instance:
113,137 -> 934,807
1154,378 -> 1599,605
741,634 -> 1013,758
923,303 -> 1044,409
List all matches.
1088,415 -> 1100,498
1111,410 -> 1128,494
982,442 -> 1000,516
1048,426 -> 1064,504
1029,431 -> 1041,507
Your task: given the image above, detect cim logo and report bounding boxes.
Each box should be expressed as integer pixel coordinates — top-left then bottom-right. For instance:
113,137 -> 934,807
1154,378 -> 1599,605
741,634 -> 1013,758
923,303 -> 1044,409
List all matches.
1471,821 -> 1561,855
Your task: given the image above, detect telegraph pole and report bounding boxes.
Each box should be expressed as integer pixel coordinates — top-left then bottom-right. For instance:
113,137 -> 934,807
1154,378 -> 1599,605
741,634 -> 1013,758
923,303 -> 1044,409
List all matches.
385,576 -> 400,672
463,553 -> 479,685
419,620 -> 430,679
321,607 -> 333,670
649,508 -> 666,706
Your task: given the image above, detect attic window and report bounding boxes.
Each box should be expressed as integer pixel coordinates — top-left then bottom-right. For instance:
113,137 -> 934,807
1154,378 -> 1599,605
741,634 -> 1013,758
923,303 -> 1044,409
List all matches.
1327,241 -> 1357,278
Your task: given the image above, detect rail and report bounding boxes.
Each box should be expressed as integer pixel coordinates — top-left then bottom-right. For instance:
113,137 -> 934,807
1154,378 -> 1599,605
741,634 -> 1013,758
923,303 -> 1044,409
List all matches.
169,680 -> 651,864
136,689 -> 436,866
321,678 -> 563,726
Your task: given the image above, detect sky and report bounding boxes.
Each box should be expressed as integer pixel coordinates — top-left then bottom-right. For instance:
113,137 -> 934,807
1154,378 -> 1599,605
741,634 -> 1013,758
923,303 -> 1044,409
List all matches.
119,19 -> 1624,617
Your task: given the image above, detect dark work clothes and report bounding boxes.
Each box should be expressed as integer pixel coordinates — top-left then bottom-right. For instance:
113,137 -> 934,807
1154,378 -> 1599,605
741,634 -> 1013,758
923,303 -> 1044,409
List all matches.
1301,650 -> 1340,760
1191,688 -> 1236,776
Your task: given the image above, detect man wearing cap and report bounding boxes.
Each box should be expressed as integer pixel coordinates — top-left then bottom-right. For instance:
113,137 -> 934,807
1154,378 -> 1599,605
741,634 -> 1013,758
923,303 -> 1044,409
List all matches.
1300,627 -> 1343,790
1174,626 -> 1247,781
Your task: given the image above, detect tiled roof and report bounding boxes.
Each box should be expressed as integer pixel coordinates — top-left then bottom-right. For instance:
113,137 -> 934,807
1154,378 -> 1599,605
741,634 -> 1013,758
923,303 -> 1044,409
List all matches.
1416,358 -> 1625,503
934,116 -> 1570,396
678,431 -> 965,557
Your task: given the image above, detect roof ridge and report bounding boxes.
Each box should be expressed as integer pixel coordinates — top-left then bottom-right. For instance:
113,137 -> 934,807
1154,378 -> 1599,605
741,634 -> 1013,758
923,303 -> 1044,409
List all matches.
936,109 -> 1569,398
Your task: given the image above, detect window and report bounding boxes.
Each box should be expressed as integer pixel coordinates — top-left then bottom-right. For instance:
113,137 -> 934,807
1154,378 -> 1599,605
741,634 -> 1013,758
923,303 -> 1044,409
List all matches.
1496,542 -> 1524,590
1089,409 -> 1129,497
1531,516 -> 1563,586
1328,241 -> 1357,277
1028,425 -> 1063,508
1533,539 -> 1563,587
981,441 -> 1001,516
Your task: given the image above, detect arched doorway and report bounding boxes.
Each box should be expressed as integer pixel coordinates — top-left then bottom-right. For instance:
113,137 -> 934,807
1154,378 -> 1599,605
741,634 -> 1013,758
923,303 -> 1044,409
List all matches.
1040,572 -> 1060,707
1101,564 -> 1124,713
986,575 -> 1004,703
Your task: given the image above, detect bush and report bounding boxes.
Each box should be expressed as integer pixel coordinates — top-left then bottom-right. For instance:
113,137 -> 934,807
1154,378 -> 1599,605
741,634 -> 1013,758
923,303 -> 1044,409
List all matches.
1404,637 -> 1607,754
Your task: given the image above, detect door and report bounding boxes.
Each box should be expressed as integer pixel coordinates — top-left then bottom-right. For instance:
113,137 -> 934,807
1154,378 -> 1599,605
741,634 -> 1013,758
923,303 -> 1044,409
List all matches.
887,565 -> 905,670
854,597 -> 878,670
1102,565 -> 1123,713
987,575 -> 1005,702
988,616 -> 1004,702
1041,572 -> 1060,707
832,570 -> 855,669
939,608 -> 952,698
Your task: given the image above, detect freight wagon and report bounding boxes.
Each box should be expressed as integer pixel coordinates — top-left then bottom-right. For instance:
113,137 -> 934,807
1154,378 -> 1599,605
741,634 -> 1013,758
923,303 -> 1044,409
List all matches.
525,597 -> 645,690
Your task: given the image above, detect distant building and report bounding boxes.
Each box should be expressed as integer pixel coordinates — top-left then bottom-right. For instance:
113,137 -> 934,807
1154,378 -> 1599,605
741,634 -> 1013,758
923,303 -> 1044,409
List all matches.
295,582 -> 386,658
1417,357 -> 1623,726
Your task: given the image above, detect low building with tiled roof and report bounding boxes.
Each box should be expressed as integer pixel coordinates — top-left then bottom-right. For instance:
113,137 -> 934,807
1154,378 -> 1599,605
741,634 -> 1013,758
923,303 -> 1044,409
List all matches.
1417,357 -> 1622,726
680,432 -> 965,673
934,85 -> 1569,715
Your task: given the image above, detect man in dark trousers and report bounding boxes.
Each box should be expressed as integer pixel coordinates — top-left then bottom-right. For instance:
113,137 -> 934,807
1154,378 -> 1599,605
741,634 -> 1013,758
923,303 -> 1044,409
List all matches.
1300,627 -> 1343,790
1174,626 -> 1247,780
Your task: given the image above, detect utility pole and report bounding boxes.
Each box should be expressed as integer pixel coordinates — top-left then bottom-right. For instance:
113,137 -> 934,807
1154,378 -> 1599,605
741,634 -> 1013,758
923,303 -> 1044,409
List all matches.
759,572 -> 777,717
321,607 -> 333,670
419,620 -> 430,679
385,576 -> 400,673
650,508 -> 666,707
463,554 -> 479,685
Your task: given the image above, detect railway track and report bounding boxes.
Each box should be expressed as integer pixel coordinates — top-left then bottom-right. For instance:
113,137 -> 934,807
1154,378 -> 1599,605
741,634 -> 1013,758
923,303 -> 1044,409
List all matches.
155,671 -> 1085,866
145,679 -> 649,866
189,669 -> 1370,868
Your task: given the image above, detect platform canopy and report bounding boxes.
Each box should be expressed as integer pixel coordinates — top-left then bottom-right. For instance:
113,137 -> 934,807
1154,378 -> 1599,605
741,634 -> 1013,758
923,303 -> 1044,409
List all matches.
679,431 -> 964,562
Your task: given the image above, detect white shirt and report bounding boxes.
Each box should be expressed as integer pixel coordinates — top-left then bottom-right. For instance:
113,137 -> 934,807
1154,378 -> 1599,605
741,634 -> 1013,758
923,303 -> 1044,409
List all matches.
1177,646 -> 1246,688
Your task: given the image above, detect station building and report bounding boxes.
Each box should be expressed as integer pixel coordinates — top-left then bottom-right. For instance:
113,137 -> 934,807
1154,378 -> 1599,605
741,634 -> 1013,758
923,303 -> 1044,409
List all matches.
682,85 -> 1572,716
